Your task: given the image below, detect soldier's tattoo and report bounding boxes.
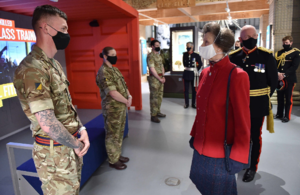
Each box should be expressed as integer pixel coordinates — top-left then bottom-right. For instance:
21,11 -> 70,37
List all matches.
37,110 -> 83,150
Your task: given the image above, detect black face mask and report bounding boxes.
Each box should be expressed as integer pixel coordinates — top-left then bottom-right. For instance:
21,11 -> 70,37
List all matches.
187,47 -> 192,52
107,56 -> 117,65
235,46 -> 240,50
155,47 -> 160,52
47,24 -> 70,50
242,37 -> 257,50
283,44 -> 291,51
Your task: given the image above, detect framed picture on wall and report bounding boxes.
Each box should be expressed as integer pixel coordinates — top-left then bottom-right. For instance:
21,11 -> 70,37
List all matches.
170,26 -> 200,74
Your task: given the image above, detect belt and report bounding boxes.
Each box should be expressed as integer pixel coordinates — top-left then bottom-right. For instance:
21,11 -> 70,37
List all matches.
249,87 -> 274,133
35,131 -> 78,147
250,87 -> 270,97
184,67 -> 195,71
150,73 -> 163,76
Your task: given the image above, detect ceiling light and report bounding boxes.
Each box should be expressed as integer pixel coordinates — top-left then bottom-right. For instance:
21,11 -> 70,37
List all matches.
50,0 -> 58,2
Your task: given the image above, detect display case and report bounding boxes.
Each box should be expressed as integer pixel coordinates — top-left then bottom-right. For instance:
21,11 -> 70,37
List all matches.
170,26 -> 202,74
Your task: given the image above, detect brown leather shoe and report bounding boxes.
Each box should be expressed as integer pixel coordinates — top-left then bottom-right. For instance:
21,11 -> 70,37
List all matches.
157,113 -> 166,117
109,161 -> 127,170
119,156 -> 129,163
151,116 -> 160,123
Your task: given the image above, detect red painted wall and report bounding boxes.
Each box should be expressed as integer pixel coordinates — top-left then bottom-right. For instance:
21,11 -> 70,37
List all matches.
65,17 -> 142,110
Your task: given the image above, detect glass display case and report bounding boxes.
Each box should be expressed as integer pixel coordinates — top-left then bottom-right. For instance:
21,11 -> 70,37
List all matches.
170,26 -> 201,74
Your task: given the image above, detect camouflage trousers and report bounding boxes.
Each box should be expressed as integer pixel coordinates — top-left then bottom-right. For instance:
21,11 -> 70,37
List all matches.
103,108 -> 126,164
33,142 -> 83,195
148,76 -> 164,116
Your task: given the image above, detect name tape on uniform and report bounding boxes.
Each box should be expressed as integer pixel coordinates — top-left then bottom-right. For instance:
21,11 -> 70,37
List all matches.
0,83 -> 17,107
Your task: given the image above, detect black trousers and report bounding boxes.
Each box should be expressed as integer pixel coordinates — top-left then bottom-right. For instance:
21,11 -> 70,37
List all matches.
276,82 -> 295,120
250,117 -> 265,172
184,79 -> 196,106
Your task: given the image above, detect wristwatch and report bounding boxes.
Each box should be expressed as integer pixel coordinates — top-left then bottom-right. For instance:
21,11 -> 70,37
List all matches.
128,95 -> 132,99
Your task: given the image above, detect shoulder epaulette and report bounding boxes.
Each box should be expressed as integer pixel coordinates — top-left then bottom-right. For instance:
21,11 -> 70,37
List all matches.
229,48 -> 242,55
257,47 -> 273,54
194,51 -> 199,54
293,48 -> 300,52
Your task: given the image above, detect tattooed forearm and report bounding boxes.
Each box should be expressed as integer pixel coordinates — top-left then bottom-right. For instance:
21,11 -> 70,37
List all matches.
36,110 -> 83,150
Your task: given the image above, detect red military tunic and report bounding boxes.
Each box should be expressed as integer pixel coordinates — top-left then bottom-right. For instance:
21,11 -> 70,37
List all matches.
190,56 -> 251,164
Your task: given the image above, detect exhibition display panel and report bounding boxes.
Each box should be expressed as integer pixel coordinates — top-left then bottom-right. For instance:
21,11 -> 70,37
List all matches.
0,17 -> 35,140
164,26 -> 202,97
170,26 -> 202,74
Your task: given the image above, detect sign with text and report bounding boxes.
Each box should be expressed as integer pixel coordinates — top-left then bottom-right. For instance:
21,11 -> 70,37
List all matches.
0,83 -> 17,107
157,0 -> 195,9
0,18 -> 36,42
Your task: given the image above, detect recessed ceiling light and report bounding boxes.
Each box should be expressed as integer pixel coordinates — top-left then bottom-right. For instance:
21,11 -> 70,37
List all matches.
50,0 -> 58,2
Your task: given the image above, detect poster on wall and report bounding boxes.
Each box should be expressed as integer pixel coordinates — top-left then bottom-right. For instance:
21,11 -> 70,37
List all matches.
178,35 -> 192,55
171,29 -> 193,72
156,25 -> 170,49
0,18 -> 36,108
140,39 -> 148,75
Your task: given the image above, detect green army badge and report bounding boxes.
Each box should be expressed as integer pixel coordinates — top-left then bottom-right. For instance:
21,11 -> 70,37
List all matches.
35,83 -> 42,90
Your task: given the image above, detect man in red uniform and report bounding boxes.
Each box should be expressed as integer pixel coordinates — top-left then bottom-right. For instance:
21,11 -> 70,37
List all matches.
229,25 -> 278,182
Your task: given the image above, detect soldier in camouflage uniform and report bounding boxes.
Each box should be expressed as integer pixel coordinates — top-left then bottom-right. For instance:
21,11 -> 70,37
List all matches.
147,40 -> 166,123
96,47 -> 132,170
13,5 -> 90,195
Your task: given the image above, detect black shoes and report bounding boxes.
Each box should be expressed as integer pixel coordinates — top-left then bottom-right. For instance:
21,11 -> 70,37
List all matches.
274,115 -> 283,120
184,105 -> 196,109
109,161 -> 127,170
282,117 -> 289,123
119,156 -> 129,163
157,113 -> 166,118
274,115 -> 290,123
243,169 -> 256,182
151,116 -> 160,123
151,113 -> 166,123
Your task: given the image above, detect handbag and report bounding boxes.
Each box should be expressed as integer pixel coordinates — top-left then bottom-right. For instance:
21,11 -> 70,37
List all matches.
224,66 -> 253,172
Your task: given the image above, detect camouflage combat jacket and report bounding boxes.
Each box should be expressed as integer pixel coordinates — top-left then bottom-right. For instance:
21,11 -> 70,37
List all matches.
147,52 -> 163,74
13,45 -> 82,137
96,63 -> 128,112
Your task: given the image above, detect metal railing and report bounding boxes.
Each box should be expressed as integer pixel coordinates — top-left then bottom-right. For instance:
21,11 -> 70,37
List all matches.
6,142 -> 33,195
